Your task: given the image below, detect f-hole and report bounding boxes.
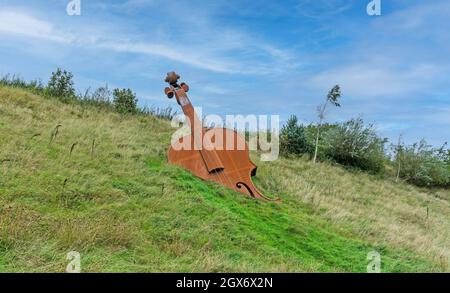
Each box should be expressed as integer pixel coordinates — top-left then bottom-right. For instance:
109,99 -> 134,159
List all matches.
236,182 -> 255,197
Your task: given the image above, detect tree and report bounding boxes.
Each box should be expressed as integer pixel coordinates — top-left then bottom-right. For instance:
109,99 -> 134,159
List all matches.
280,115 -> 310,155
395,134 -> 403,182
47,68 -> 75,98
313,85 -> 341,163
113,88 -> 138,114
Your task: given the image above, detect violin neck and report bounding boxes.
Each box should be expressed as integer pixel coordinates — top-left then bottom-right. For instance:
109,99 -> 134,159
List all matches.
173,86 -> 224,173
174,87 -> 203,133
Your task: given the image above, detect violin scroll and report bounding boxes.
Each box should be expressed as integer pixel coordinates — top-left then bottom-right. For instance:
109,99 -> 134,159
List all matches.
164,72 -> 189,97
164,71 -> 180,85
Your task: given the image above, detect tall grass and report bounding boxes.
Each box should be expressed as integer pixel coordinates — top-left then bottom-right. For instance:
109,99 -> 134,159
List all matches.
1,85 -> 449,272
140,105 -> 177,121
0,74 -> 44,93
0,73 -> 176,121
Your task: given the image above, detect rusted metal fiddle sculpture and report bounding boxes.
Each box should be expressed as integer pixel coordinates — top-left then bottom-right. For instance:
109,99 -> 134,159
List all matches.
164,72 -> 277,201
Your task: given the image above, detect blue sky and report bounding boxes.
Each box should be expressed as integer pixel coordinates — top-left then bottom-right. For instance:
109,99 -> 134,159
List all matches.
0,0 -> 449,146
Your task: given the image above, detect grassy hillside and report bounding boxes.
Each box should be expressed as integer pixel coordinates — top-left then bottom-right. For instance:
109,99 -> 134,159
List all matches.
0,85 -> 449,272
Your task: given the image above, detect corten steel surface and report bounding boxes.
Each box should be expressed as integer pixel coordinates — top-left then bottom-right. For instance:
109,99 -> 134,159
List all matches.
164,72 -> 278,201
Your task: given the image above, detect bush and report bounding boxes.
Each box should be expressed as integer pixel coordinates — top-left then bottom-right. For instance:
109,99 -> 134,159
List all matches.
113,88 -> 138,114
322,117 -> 386,173
47,68 -> 75,99
396,140 -> 449,187
280,115 -> 311,156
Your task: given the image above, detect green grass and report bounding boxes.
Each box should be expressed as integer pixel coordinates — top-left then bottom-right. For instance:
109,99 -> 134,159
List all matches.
0,85 -> 449,272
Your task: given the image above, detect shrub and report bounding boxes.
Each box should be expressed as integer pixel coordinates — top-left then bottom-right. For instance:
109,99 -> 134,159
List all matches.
113,88 -> 138,114
280,115 -> 311,156
322,117 -> 386,173
396,140 -> 449,187
47,68 -> 75,99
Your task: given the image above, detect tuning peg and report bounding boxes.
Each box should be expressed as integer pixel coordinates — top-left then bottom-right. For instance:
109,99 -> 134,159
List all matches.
180,82 -> 189,92
164,87 -> 174,99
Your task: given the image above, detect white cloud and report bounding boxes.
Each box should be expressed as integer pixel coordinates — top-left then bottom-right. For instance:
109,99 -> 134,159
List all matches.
96,40 -> 237,74
304,63 -> 442,98
0,6 -> 296,75
0,9 -> 69,43
298,1 -> 450,99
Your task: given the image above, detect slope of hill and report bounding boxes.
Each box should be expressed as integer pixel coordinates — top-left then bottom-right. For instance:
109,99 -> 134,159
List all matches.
0,85 -> 449,272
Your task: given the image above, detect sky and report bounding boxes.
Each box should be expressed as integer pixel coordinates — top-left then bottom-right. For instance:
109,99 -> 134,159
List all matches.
0,0 -> 449,147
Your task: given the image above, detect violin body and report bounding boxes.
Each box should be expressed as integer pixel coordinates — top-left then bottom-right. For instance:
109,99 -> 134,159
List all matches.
164,72 -> 277,201
168,127 -> 270,199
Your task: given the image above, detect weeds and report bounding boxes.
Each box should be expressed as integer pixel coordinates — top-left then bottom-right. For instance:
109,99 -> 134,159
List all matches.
0,73 -> 175,121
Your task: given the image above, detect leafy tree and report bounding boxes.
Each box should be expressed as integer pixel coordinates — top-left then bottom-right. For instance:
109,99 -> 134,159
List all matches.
313,85 -> 341,163
113,88 -> 138,114
280,115 -> 310,155
47,68 -> 75,98
396,140 -> 449,187
323,117 -> 387,173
